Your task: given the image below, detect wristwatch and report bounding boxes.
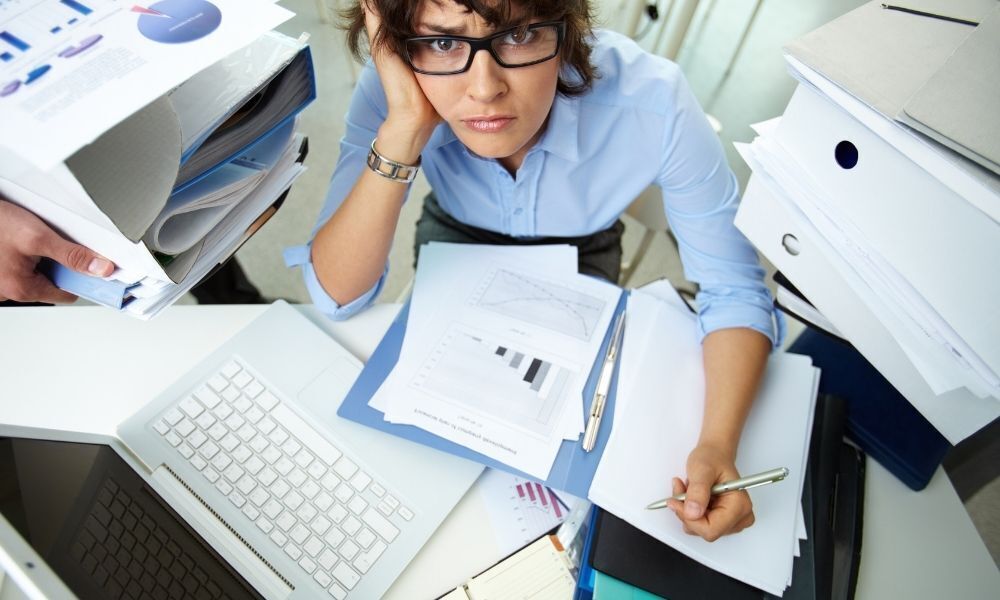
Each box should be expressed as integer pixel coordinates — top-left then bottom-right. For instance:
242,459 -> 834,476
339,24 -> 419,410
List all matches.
367,139 -> 420,184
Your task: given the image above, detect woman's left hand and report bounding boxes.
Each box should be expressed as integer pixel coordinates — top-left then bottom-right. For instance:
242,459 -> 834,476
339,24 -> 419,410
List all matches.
666,443 -> 755,542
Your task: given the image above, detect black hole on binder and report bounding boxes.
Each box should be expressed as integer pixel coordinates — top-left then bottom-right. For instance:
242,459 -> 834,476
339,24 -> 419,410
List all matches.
835,141 -> 859,169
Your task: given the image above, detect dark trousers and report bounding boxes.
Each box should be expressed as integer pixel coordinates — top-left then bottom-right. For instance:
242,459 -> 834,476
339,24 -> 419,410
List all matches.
414,193 -> 625,284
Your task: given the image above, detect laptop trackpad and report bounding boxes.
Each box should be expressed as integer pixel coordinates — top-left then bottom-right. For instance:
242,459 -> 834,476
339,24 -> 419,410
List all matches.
296,357 -> 361,421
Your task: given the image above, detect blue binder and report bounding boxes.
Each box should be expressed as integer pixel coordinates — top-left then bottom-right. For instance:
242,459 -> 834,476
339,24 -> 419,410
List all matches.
337,291 -> 630,498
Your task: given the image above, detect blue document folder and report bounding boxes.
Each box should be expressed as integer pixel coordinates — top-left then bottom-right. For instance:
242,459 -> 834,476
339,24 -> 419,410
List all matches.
337,291 -> 629,498
37,258 -> 140,309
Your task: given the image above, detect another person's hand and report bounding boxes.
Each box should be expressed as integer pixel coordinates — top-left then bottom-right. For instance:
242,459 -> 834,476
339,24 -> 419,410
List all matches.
363,0 -> 441,150
667,443 -> 754,542
0,199 -> 114,303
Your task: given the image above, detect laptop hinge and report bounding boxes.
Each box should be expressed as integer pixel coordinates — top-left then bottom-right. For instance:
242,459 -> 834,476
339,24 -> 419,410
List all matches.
150,466 -> 294,599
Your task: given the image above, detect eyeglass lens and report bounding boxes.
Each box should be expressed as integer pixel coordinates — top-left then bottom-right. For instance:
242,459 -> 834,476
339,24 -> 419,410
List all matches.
405,24 -> 560,74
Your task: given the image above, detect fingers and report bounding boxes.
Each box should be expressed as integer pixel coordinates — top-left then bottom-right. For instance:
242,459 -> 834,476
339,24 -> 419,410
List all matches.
682,492 -> 753,542
664,474 -> 755,541
682,461 -> 717,520
36,234 -> 114,277
8,271 -> 78,304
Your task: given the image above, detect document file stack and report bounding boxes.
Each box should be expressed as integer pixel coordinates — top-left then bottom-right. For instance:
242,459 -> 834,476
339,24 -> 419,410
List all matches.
732,0 -> 1000,443
0,2 -> 314,319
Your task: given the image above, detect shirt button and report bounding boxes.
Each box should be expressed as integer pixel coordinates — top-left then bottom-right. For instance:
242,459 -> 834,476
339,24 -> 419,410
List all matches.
514,208 -> 523,215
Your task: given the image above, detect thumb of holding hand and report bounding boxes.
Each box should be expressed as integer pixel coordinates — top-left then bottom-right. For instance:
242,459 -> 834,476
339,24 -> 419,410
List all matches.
683,462 -> 717,520
42,234 -> 114,277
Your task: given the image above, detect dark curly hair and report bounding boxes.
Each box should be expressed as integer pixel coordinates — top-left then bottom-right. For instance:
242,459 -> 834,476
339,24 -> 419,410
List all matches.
341,0 -> 597,96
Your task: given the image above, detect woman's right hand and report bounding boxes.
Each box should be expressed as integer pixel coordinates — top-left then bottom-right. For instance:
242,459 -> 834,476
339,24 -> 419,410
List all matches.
363,1 -> 441,162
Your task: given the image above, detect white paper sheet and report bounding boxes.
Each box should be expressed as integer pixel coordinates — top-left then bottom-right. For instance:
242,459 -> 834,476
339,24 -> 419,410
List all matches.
478,469 -> 579,558
588,289 -> 819,596
372,244 -> 623,479
0,0 -> 293,169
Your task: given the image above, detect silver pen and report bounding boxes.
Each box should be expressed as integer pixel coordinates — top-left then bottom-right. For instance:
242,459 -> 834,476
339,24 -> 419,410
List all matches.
645,467 -> 790,509
582,310 -> 626,452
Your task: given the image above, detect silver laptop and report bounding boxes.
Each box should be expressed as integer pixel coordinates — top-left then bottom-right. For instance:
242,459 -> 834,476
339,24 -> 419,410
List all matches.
0,300 -> 483,599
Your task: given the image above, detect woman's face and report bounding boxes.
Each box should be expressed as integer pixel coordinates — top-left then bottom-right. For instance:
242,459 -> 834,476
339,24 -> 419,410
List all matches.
410,1 -> 561,173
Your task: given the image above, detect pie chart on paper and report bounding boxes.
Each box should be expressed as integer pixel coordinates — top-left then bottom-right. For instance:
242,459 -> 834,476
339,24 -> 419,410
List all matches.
134,0 -> 222,44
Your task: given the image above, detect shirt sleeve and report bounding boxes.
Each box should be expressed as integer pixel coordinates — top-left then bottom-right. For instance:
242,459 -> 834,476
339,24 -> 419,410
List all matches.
655,69 -> 784,348
284,63 -> 399,321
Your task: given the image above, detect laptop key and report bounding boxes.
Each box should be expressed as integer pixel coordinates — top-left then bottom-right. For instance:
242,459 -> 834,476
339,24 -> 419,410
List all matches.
289,524 -> 309,546
179,397 -> 204,419
318,549 -> 338,571
314,570 -> 333,589
362,508 -> 399,542
342,516 -> 362,536
333,457 -> 358,480
339,540 -> 359,561
270,404 -> 343,465
303,536 -> 324,557
220,361 -> 241,379
299,556 -> 317,575
331,562 -> 360,590
231,371 -> 253,389
163,408 -> 184,426
328,583 -> 348,600
356,528 -> 375,549
314,493 -> 334,512
194,385 -> 222,409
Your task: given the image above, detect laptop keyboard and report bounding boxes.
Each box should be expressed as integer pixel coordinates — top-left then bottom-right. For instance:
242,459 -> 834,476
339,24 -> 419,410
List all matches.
150,357 -> 413,598
72,478 -> 230,600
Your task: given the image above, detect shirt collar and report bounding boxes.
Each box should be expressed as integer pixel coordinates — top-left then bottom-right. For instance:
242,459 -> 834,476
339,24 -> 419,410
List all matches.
423,93 -> 581,162
532,93 -> 580,162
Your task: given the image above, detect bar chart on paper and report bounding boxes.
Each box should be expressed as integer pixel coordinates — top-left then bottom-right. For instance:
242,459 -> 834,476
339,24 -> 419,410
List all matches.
0,0 -> 109,74
411,324 -> 575,437
469,267 -> 607,341
480,469 -> 577,554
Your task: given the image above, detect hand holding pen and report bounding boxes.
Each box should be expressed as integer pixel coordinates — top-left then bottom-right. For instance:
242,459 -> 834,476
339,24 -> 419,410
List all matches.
658,446 -> 782,541
647,467 -> 789,509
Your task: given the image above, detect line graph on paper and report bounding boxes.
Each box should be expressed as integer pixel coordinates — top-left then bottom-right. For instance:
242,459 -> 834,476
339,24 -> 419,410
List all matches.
469,267 -> 607,341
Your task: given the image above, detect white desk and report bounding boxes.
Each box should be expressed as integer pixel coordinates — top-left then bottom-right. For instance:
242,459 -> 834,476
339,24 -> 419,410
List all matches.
0,304 -> 996,599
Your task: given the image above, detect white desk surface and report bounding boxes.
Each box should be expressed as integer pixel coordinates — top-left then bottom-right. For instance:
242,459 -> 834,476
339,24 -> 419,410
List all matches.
0,304 -> 996,599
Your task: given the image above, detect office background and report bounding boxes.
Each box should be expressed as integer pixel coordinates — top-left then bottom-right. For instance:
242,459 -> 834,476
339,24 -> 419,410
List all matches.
177,0 -> 998,564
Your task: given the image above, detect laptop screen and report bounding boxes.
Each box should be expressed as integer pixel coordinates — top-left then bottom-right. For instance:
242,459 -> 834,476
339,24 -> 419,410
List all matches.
0,437 -> 263,599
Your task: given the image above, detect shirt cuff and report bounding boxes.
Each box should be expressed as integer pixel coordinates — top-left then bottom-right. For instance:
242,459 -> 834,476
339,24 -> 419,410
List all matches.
283,244 -> 387,321
695,289 -> 786,350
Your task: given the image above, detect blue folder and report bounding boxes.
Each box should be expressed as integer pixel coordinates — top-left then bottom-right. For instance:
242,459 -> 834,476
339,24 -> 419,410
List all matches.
337,291 -> 630,498
37,258 -> 140,309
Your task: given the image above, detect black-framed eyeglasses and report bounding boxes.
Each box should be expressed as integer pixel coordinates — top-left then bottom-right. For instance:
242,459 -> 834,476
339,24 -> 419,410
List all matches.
403,21 -> 565,75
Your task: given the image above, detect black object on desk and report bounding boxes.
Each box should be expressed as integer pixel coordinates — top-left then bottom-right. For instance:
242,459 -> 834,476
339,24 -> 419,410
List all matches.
587,394 -> 864,600
788,327 -> 950,491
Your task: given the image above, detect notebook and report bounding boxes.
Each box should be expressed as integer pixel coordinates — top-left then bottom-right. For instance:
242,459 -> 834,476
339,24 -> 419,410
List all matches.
0,301 -> 482,599
440,534 -> 575,600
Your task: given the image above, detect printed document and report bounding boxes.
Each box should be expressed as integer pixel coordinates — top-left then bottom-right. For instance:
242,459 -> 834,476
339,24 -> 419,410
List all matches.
371,243 -> 622,480
0,0 -> 292,169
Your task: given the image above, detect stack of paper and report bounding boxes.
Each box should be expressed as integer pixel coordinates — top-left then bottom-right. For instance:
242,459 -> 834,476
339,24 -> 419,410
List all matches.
0,15 -> 315,319
368,243 -> 622,480
588,282 -> 820,596
732,0 -> 1000,443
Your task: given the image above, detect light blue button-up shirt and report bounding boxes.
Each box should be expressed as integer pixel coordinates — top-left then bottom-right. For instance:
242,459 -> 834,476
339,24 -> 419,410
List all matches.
286,29 -> 782,345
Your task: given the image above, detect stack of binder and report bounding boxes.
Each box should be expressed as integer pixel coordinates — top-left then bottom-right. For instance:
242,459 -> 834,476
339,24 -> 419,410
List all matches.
0,30 -> 315,319
732,0 -> 1000,445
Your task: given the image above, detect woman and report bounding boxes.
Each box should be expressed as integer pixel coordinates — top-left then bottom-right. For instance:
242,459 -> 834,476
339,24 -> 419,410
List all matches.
287,0 -> 782,541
